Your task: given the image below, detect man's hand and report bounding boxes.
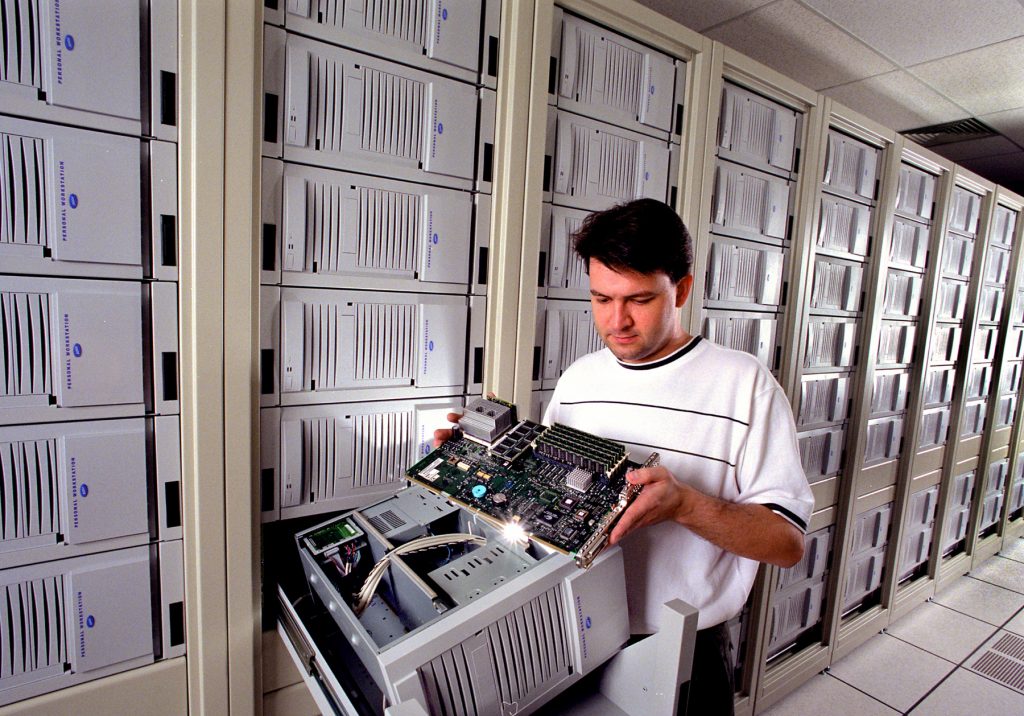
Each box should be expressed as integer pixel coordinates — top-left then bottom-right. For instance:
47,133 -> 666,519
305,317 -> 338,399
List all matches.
609,466 -> 693,545
432,412 -> 463,447
608,465 -> 805,568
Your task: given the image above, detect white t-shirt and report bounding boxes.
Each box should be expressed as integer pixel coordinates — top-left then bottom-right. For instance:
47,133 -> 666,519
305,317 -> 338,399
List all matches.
543,336 -> 814,631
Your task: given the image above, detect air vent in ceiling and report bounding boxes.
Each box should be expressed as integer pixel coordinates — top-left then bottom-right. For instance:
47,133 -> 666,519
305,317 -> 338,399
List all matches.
900,118 -> 998,148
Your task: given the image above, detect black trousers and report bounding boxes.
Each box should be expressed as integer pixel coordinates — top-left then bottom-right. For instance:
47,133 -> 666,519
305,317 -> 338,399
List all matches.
679,622 -> 735,715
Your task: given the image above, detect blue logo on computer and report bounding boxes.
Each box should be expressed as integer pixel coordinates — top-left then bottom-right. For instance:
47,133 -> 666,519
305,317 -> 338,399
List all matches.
73,343 -> 82,357
585,617 -> 592,629
437,122 -> 444,135
432,233 -> 439,244
69,194 -> 78,209
86,616 -> 95,628
65,35 -> 75,51
428,341 -> 435,351
80,484 -> 89,497
442,8 -> 448,20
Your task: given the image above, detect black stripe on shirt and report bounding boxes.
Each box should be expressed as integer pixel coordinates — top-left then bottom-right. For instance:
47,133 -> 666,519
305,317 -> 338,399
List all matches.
761,502 -> 808,532
604,436 -> 737,468
615,336 -> 702,371
560,399 -> 749,427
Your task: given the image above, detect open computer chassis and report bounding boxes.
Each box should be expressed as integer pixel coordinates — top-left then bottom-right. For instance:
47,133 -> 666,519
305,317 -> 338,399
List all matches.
289,397 -> 654,713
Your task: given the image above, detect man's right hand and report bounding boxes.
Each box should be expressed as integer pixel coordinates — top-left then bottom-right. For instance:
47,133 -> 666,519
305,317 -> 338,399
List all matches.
432,412 -> 463,447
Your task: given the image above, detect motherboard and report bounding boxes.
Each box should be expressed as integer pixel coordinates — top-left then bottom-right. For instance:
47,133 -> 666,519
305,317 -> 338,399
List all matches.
406,397 -> 654,567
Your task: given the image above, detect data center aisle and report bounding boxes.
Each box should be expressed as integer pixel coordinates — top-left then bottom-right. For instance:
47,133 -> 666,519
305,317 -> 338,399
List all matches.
763,536 -> 1024,715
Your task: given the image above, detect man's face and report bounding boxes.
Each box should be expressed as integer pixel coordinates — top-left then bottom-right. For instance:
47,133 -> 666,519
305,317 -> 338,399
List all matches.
588,259 -> 693,363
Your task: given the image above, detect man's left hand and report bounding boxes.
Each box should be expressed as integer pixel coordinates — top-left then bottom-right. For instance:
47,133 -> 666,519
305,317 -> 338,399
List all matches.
609,466 -> 694,544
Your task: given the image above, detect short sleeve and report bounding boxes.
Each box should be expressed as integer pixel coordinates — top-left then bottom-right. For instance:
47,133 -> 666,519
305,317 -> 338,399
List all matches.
734,383 -> 814,532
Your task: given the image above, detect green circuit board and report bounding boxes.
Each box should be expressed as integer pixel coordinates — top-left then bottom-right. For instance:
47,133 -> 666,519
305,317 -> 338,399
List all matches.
406,416 -> 643,560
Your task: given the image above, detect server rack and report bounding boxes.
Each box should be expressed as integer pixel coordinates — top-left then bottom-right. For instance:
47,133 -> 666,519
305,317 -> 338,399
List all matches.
967,194 -> 1024,566
531,4 -> 689,418
0,0 -> 184,708
929,171 -> 998,592
258,0 -> 499,521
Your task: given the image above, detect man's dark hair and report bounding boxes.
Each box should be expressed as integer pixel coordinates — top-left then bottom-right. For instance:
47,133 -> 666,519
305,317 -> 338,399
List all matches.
572,199 -> 693,283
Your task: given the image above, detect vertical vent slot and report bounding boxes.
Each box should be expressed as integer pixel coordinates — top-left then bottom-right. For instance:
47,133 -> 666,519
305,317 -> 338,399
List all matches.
542,155 -> 552,193
487,36 -> 499,78
359,67 -> 424,160
0,575 -> 68,679
420,644 -> 479,716
484,587 -> 571,705
1,133 -> 49,250
260,468 -> 275,511
164,480 -> 182,529
482,143 -> 493,183
353,303 -> 415,382
310,55 -> 344,153
745,101 -> 774,164
547,56 -> 557,95
532,346 -> 541,381
602,41 -> 642,114
473,347 -> 484,384
477,246 -> 488,285
352,410 -> 412,488
0,0 -> 43,89
569,125 -> 589,196
161,352 -> 178,401
356,186 -> 419,273
1,437 -> 61,542
260,349 -> 275,394
159,71 -> 177,126
263,93 -> 279,143
261,223 -> 276,271
168,601 -> 185,647
312,0 -> 342,28
595,133 -> 637,200
363,0 -> 426,45
304,417 -> 335,501
563,217 -> 587,289
160,215 -> 177,267
1,291 -> 53,398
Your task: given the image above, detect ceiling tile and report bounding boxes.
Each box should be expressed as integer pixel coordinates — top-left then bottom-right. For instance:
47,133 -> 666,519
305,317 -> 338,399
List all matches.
928,135 -> 1020,162
705,0 -> 894,90
802,0 -> 1024,66
823,71 -> 966,131
982,106 -> 1024,146
960,151 -> 1024,194
635,0 -> 774,33
912,37 -> 1024,116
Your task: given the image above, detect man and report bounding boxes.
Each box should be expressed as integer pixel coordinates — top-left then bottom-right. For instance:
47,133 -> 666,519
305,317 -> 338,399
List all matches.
438,199 -> 813,714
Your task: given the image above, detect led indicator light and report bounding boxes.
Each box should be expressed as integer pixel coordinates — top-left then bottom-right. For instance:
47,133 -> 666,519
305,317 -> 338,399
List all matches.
433,233 -> 439,244
65,35 -> 75,51
86,616 -> 95,628
69,194 -> 78,209
80,484 -> 89,497
429,340 -> 435,351
73,343 -> 82,357
437,122 -> 444,135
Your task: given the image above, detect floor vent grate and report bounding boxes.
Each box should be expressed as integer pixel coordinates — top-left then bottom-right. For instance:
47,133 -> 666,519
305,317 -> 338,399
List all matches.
968,632 -> 1024,693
